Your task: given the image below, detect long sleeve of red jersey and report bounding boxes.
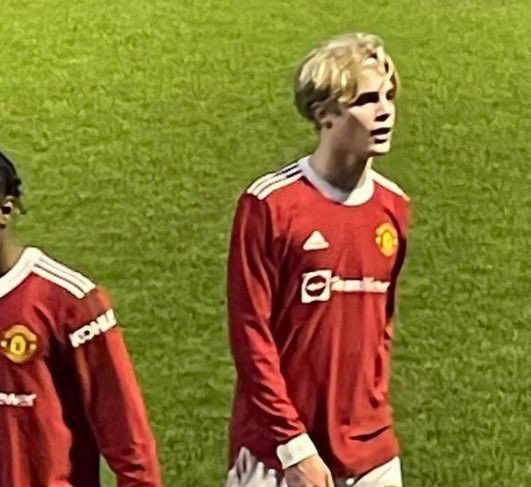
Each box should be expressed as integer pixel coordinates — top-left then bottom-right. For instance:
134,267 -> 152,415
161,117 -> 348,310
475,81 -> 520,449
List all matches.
380,200 -> 410,402
60,286 -> 163,487
228,193 -> 316,466
386,198 -> 411,322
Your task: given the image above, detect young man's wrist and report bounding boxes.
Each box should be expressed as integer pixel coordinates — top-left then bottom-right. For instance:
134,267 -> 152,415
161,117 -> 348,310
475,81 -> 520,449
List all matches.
276,433 -> 318,469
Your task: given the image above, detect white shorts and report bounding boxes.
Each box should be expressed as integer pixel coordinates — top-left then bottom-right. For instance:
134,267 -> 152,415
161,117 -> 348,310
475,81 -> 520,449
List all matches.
225,447 -> 403,487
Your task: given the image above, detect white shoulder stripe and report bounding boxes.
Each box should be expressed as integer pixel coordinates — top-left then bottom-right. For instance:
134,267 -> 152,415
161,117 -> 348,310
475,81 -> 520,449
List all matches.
37,255 -> 95,293
248,167 -> 299,196
33,265 -> 87,299
246,162 -> 299,194
370,170 -> 409,200
247,171 -> 277,194
255,171 -> 303,200
0,248 -> 41,299
251,167 -> 301,197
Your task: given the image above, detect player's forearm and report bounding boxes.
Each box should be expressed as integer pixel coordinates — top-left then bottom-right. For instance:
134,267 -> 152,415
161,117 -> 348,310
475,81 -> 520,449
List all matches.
237,358 -> 317,467
230,312 -> 308,444
244,372 -> 307,438
99,404 -> 162,487
73,332 -> 163,486
95,404 -> 163,485
110,442 -> 162,487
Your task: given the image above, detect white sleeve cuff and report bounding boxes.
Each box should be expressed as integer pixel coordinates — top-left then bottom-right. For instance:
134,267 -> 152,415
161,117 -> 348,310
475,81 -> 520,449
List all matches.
276,433 -> 318,469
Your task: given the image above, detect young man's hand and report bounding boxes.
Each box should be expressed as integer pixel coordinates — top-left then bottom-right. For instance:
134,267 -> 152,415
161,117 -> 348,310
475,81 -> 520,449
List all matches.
284,454 -> 334,487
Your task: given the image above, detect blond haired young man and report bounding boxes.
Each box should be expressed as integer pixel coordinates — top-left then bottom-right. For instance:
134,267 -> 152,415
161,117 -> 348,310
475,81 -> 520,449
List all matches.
226,33 -> 410,487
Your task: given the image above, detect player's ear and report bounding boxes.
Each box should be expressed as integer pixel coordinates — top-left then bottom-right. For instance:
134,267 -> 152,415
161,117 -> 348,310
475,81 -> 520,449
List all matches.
0,196 -> 15,227
311,99 -> 338,130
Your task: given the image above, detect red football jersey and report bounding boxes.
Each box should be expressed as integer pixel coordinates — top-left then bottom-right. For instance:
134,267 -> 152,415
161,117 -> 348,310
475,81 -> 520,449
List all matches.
0,247 -> 162,487
227,156 -> 410,477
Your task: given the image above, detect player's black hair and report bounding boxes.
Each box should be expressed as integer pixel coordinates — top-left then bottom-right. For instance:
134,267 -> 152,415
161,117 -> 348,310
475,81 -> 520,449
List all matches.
0,150 -> 24,211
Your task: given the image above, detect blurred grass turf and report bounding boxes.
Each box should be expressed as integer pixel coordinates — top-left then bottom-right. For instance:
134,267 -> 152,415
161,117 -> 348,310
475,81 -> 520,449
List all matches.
0,0 -> 529,485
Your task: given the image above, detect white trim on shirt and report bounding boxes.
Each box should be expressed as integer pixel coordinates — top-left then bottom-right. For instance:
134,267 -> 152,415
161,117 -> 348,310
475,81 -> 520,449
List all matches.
0,247 -> 42,299
298,155 -> 375,206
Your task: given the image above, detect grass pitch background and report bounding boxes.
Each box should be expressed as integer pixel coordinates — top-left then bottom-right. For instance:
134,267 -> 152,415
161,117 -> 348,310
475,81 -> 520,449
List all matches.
0,0 -> 529,485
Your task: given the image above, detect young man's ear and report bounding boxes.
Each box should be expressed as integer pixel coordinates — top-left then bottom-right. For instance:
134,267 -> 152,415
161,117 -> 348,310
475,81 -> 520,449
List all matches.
310,99 -> 339,130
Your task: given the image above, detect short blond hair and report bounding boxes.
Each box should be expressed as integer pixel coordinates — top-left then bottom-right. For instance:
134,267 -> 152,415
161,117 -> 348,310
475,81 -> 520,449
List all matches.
294,32 -> 399,121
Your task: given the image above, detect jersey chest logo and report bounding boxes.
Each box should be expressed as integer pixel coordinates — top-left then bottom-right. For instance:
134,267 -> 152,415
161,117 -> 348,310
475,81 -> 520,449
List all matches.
302,230 -> 329,251
375,222 -> 398,257
0,325 -> 38,364
301,269 -> 390,303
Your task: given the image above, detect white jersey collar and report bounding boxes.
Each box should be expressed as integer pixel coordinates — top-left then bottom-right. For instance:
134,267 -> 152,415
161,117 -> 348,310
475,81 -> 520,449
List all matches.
0,247 -> 42,299
298,155 -> 375,206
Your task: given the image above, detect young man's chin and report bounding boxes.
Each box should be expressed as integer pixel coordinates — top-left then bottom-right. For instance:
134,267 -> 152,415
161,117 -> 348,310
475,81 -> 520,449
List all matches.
369,141 -> 392,156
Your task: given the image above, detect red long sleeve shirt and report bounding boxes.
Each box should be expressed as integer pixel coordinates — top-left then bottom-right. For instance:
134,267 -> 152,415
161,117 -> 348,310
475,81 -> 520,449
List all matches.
227,156 -> 409,477
0,247 -> 162,487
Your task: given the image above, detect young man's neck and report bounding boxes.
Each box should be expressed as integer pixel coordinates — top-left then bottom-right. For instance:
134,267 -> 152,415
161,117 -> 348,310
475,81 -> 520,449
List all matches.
310,142 -> 371,192
0,235 -> 24,276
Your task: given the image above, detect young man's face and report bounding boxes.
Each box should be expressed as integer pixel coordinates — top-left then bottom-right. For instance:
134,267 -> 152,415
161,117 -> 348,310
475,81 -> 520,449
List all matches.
324,66 -> 397,159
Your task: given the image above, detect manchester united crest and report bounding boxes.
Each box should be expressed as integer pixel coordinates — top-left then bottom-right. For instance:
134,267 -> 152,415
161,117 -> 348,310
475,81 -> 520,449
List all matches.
375,223 -> 398,257
0,325 -> 38,364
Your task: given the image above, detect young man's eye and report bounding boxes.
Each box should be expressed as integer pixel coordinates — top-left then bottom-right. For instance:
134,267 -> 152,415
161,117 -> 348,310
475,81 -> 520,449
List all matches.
386,90 -> 395,100
348,92 -> 379,107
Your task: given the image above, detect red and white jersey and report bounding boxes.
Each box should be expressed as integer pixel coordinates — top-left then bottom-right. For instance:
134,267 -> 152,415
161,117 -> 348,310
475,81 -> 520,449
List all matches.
0,247 -> 162,487
227,156 -> 410,477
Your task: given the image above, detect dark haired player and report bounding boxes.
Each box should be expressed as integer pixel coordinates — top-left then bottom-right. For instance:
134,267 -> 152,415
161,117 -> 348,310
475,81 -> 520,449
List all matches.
0,150 -> 163,487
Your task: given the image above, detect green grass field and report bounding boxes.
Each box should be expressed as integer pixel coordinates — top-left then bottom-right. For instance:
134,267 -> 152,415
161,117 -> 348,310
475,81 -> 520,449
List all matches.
1,0 -> 530,485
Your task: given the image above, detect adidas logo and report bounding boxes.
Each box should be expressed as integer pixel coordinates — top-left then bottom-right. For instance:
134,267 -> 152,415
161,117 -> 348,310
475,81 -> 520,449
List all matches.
303,230 -> 329,251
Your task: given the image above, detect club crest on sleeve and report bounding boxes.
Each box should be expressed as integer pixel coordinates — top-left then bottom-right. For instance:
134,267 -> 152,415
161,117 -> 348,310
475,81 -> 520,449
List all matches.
375,222 -> 398,257
0,325 -> 39,364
